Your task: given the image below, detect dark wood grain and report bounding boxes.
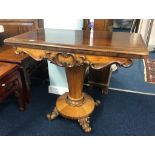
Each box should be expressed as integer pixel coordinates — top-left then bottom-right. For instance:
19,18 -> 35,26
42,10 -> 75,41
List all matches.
0,62 -> 17,78
83,19 -> 113,31
4,28 -> 148,59
94,19 -> 113,31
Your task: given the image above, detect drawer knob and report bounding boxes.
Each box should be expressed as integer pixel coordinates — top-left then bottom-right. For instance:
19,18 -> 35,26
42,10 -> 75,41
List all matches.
1,83 -> 6,87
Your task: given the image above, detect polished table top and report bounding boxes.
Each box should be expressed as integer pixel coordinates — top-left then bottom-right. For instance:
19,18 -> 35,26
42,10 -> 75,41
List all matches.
5,28 -> 148,59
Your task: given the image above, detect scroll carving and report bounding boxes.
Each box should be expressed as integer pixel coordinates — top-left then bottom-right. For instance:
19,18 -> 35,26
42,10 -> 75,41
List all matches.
55,52 -> 76,67
16,47 -> 46,61
46,52 -> 87,67
15,47 -> 133,69
90,59 -> 133,70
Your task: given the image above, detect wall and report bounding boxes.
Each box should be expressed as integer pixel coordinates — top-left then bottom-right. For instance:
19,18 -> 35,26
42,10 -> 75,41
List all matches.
44,19 -> 83,94
44,19 -> 83,30
138,19 -> 155,51
148,20 -> 155,49
138,19 -> 150,43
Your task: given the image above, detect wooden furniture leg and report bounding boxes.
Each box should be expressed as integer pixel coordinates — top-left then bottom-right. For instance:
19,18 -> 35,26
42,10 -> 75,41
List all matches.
88,65 -> 112,95
47,65 -> 95,132
19,67 -> 32,103
14,71 -> 26,111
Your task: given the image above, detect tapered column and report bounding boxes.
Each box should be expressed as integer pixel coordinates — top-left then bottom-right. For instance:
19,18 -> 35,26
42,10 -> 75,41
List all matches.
65,65 -> 86,104
48,64 -> 95,132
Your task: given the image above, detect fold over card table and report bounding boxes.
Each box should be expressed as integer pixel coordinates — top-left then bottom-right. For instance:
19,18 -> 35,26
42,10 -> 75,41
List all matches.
5,29 -> 148,132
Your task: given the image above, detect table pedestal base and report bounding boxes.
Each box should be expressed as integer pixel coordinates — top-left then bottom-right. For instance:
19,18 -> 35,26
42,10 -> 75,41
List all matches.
47,92 -> 95,132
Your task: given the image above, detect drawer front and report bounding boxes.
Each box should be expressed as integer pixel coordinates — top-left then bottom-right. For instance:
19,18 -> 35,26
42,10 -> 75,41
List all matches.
0,71 -> 19,96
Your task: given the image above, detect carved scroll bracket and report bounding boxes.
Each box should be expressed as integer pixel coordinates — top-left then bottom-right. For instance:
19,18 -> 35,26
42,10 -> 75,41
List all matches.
76,55 -> 133,70
16,47 -> 46,61
46,52 -> 77,67
15,47 -> 133,69
45,51 -> 90,67
90,59 -> 133,70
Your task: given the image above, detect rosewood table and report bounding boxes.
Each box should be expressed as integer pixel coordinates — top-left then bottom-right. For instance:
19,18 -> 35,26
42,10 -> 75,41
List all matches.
5,28 -> 148,132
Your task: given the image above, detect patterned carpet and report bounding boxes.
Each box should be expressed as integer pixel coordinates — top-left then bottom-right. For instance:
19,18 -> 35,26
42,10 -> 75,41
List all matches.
144,58 -> 155,83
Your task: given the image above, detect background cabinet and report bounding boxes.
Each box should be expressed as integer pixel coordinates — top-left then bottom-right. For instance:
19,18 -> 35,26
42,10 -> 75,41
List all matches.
0,19 -> 43,41
0,19 -> 46,103
83,19 -> 114,94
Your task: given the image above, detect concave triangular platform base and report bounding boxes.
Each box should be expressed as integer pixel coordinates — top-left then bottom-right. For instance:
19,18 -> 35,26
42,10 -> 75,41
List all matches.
56,93 -> 95,120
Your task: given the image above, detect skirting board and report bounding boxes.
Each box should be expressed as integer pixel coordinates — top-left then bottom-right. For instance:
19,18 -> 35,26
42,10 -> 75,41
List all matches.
148,45 -> 155,51
48,85 -> 69,95
48,85 -> 155,96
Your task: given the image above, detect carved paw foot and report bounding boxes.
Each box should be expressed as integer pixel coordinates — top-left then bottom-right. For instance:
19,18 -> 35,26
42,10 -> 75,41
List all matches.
47,107 -> 59,120
95,99 -> 101,107
78,117 -> 92,133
